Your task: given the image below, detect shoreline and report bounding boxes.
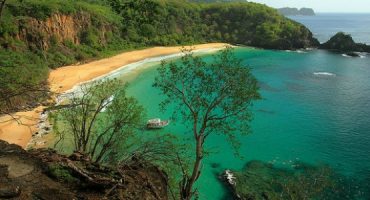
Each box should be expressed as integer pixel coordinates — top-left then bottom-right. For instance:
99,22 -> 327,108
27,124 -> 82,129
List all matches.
0,43 -> 228,149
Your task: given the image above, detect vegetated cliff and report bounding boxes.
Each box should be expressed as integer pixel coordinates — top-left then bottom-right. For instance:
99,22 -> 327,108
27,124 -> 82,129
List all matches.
278,7 -> 315,16
0,140 -> 168,199
320,32 -> 370,55
0,0 -> 319,113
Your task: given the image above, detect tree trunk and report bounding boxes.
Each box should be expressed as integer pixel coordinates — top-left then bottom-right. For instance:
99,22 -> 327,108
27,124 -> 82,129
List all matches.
182,135 -> 203,200
0,0 -> 6,20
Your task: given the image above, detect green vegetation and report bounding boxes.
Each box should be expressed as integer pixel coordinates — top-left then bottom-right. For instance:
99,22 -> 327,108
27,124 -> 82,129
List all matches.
108,0 -> 318,48
320,32 -> 370,53
230,160 -> 364,200
153,47 -> 260,199
0,0 -> 126,113
0,0 -> 317,112
53,80 -> 144,163
47,163 -> 80,184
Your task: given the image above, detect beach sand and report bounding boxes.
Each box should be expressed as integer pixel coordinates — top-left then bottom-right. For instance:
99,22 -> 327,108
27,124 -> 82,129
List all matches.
0,43 -> 227,148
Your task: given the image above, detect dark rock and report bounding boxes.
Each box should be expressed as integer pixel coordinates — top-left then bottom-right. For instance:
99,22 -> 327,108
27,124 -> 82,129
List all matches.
0,164 -> 9,178
0,186 -> 21,198
346,52 -> 360,57
32,188 -> 75,200
211,163 -> 221,168
0,140 -> 168,200
0,140 -> 26,154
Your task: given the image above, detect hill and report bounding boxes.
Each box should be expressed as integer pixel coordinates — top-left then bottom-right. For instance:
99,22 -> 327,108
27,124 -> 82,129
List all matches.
278,7 -> 315,16
0,0 -> 318,113
320,32 -> 370,55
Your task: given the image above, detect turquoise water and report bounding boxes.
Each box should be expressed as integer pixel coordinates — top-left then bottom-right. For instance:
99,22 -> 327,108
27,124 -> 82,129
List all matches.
289,13 -> 370,44
123,48 -> 370,199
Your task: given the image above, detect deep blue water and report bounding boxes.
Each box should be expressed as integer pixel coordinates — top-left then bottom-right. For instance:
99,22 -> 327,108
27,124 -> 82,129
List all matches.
289,13 -> 370,44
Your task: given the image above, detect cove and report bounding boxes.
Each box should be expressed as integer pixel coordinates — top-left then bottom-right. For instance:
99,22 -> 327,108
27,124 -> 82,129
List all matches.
120,47 -> 370,199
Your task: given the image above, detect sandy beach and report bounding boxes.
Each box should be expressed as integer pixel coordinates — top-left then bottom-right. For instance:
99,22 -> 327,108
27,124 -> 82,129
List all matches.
0,43 -> 227,148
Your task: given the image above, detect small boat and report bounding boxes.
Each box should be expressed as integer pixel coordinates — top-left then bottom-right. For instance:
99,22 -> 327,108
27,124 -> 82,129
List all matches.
147,118 -> 170,129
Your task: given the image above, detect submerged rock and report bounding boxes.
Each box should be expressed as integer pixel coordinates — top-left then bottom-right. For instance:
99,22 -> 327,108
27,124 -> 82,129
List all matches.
211,163 -> 221,168
220,160 -> 367,200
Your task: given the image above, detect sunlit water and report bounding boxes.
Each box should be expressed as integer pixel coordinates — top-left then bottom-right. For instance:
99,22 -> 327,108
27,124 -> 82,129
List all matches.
119,47 -> 370,199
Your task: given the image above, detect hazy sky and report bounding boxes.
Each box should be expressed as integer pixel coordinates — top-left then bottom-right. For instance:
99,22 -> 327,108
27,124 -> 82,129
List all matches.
248,0 -> 370,13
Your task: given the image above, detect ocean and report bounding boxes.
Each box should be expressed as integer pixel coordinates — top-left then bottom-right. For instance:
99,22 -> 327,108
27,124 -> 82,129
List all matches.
118,14 -> 370,199
289,13 -> 370,44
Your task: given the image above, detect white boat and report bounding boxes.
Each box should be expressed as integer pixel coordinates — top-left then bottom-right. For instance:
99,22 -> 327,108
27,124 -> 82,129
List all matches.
146,118 -> 170,129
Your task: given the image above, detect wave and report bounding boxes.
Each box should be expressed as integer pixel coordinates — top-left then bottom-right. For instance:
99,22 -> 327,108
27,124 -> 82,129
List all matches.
296,50 -> 307,53
342,52 -> 368,58
313,72 -> 336,76
356,52 -> 368,58
284,49 -> 307,54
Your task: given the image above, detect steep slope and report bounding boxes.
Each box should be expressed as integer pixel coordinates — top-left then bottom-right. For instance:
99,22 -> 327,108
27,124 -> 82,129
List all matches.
0,140 -> 168,199
0,0 -> 318,113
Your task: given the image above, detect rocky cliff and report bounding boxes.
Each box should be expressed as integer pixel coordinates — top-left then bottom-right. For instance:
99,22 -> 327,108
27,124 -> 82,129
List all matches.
10,12 -> 114,51
0,140 -> 168,199
320,32 -> 370,56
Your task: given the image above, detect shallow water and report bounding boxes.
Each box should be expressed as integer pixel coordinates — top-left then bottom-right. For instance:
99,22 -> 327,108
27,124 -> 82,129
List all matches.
122,47 -> 370,199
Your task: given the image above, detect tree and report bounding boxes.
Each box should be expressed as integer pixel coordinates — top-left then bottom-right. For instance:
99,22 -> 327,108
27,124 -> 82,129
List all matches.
153,47 -> 260,199
55,79 -> 144,163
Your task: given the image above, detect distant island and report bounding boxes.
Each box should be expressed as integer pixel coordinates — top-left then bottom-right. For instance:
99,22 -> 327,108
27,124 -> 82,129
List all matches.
278,7 -> 316,16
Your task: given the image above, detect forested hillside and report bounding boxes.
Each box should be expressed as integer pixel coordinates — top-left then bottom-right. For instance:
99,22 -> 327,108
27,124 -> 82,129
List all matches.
0,0 -> 318,112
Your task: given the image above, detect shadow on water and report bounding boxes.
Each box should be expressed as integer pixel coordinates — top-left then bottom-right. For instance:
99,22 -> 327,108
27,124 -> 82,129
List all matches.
218,160 -> 370,200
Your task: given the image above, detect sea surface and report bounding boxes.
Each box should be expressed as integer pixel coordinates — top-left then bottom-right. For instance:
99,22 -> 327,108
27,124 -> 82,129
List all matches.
120,47 -> 370,199
289,13 -> 370,44
111,12 -> 370,200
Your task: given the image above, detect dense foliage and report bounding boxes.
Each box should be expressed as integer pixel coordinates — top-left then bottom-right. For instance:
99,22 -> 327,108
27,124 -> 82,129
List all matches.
0,0 -> 318,112
107,0 -> 318,48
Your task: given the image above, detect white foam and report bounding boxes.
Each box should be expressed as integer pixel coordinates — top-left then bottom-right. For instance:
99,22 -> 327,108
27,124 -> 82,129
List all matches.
224,170 -> 236,185
342,54 -> 351,58
296,50 -> 307,53
101,95 -> 114,112
313,72 -> 336,76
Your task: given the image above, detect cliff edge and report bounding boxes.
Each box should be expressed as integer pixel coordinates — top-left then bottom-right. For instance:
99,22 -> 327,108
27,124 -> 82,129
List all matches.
0,140 -> 168,200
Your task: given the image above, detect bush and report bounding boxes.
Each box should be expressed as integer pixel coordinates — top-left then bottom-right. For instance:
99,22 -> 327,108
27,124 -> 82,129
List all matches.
47,163 -> 79,184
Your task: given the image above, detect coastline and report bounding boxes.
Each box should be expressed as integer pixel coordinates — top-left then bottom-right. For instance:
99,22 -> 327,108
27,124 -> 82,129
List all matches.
0,43 -> 228,149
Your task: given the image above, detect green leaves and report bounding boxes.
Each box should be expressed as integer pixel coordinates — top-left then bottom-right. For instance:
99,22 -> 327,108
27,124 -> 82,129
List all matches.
55,79 -> 145,163
154,47 -> 260,149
